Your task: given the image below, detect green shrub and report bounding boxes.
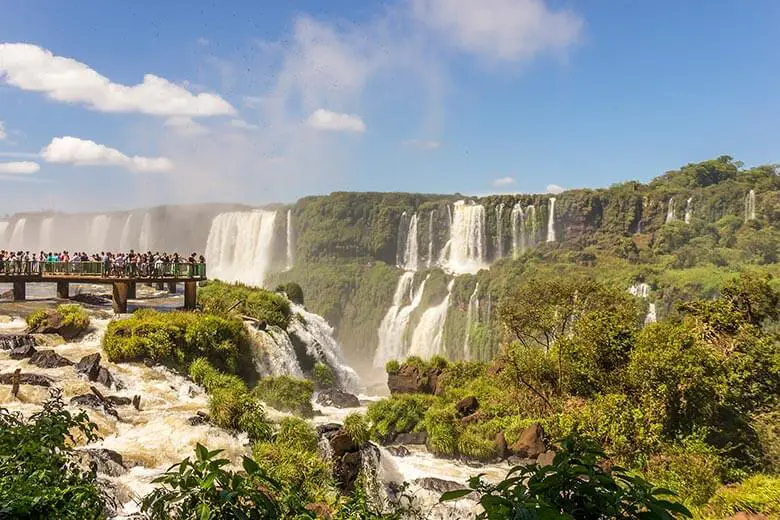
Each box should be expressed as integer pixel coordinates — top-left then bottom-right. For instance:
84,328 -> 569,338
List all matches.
253,376 -> 314,417
276,417 -> 319,453
282,282 -> 305,305
456,429 -> 499,461
57,304 -> 90,330
385,360 -> 400,375
198,281 -> 291,328
343,413 -> 370,447
367,394 -> 435,442
700,475 -> 780,519
313,362 -> 336,389
25,309 -> 48,329
253,441 -> 333,504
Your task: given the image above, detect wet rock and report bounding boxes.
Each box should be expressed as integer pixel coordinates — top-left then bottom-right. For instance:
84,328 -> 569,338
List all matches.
506,456 -> 535,467
75,353 -> 101,381
413,477 -> 465,495
537,450 -> 556,467
496,432 -> 508,460
329,430 -> 358,457
455,396 -> 479,417
70,394 -> 104,408
0,372 -> 55,387
27,310 -> 85,340
392,432 -> 427,445
387,363 -> 444,395
186,411 -> 210,426
333,451 -> 362,493
316,389 -> 360,408
510,423 -> 546,459
105,395 -> 132,407
30,349 -> 74,368
70,293 -> 110,306
385,446 -> 411,457
10,342 -> 36,359
78,448 -> 127,477
0,334 -> 37,351
316,423 -> 342,439
96,367 -> 117,388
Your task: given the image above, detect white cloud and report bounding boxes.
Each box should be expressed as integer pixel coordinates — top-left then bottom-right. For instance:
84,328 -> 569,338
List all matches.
403,139 -> 441,151
164,116 -> 209,136
0,43 -> 235,117
0,161 -> 39,174
229,119 -> 259,130
41,136 -> 174,173
305,109 -> 366,133
411,0 -> 582,63
546,183 -> 564,194
492,176 -> 516,187
0,121 -> 6,140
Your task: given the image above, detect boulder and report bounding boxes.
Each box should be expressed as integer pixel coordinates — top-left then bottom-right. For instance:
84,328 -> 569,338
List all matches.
75,353 -> 102,381
0,334 -> 36,351
0,372 -> 55,387
29,349 -> 73,368
385,446 -> 411,457
455,396 -> 479,417
392,432 -> 427,445
536,450 -> 556,467
510,423 -> 546,459
70,394 -> 104,408
10,343 -> 36,359
77,448 -> 127,477
496,432 -> 508,460
329,430 -> 358,457
460,411 -> 482,424
316,423 -> 343,439
105,395 -> 132,407
333,451 -> 362,493
96,367 -> 116,388
27,310 -> 85,340
186,411 -> 210,426
387,363 -> 445,395
316,389 -> 360,408
412,477 -> 465,495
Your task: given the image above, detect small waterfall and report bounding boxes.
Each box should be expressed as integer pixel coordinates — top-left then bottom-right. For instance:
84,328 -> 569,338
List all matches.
527,205 -> 537,246
511,203 -> 524,257
684,197 -> 693,224
87,215 -> 112,252
546,197 -> 556,243
285,209 -> 294,271
665,198 -> 676,223
0,221 -> 7,249
289,304 -> 361,394
396,212 -> 409,267
628,282 -> 657,326
426,210 -> 435,268
399,214 -> 419,271
39,217 -> 54,250
495,204 -> 504,259
246,325 -> 305,378
373,273 -> 429,368
205,210 -> 278,287
138,213 -> 152,251
409,280 -> 454,359
119,214 -> 134,251
645,303 -> 657,325
745,190 -> 756,221
463,283 -> 480,360
447,202 -> 486,274
8,218 -> 26,250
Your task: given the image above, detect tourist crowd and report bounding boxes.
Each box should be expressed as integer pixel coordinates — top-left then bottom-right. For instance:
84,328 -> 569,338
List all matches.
0,250 -> 206,277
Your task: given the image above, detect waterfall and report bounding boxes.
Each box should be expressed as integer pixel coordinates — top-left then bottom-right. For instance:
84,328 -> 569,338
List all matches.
39,217 -> 54,250
373,273 -> 429,368
399,214 -> 419,271
628,282 -> 657,326
0,221 -> 7,249
246,325 -> 305,378
138,213 -> 152,251
396,212 -> 409,267
665,198 -> 676,223
8,218 -> 26,250
289,303 -> 361,393
463,283 -> 480,360
684,197 -> 693,224
119,214 -> 134,251
511,203 -> 524,257
409,280 -> 454,359
447,202 -> 486,275
745,190 -> 756,221
87,215 -> 112,252
546,198 -> 556,243
495,204 -> 504,259
205,210 -> 278,287
527,205 -> 537,246
285,209 -> 294,271
426,210 -> 435,268
645,303 -> 657,325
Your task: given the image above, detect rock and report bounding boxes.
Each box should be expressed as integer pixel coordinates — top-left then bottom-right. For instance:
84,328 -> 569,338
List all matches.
316,423 -> 343,439
536,450 -> 556,467
78,448 -> 127,477
27,310 -> 85,340
333,451 -> 362,493
385,446 -> 411,457
75,353 -> 102,381
316,389 -> 361,408
10,343 -> 36,359
0,372 -> 55,386
387,363 -> 445,395
186,411 -> 210,426
496,432 -> 508,460
412,477 -> 465,495
105,395 -> 132,407
460,411 -> 482,424
70,293 -> 110,306
70,394 -> 104,408
392,432 -> 427,445
329,430 -> 358,457
506,456 -> 535,466
29,349 -> 73,368
96,367 -> 116,388
510,423 -> 546,459
0,334 -> 37,351
455,396 -> 479,417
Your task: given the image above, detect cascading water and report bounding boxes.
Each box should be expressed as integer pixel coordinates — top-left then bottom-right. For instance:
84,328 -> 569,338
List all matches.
745,189 -> 756,221
205,210 -> 278,287
684,197 -> 693,224
463,283 -> 480,360
511,203 -> 524,257
285,209 -> 294,271
399,214 -> 419,271
246,325 -> 305,378
426,210 -> 435,268
546,197 -> 556,243
628,282 -> 657,325
495,204 -> 504,259
373,273 -> 429,368
409,280 -> 454,359
138,213 -> 152,251
8,218 -> 26,250
87,215 -> 112,252
39,217 -> 54,250
527,205 -> 537,246
645,304 -> 657,325
396,212 -> 409,267
447,202 -> 486,275
0,221 -> 7,249
665,198 -> 676,223
119,214 -> 134,251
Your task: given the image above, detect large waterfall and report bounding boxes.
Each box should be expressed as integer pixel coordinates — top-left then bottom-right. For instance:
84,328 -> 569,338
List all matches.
546,198 -> 556,243
399,214 -> 419,271
527,205 -> 537,246
495,204 -> 504,259
39,217 -> 54,250
0,221 -> 7,249
118,214 -> 134,251
426,210 -> 435,268
745,189 -> 756,221
665,198 -> 676,223
138,213 -> 152,251
285,209 -> 294,271
684,197 -> 693,224
511,203 -> 524,258
463,282 -> 480,360
205,210 -> 278,287
247,325 -> 305,379
7,218 -> 26,250
373,274 -> 429,368
409,280 -> 454,359
447,202 -> 486,275
87,215 -> 112,252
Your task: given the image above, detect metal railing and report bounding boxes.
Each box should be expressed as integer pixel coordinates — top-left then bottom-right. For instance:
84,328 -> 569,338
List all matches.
0,261 -> 206,279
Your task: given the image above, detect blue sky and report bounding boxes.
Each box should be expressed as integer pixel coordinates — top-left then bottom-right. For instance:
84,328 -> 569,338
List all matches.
1,0 -> 779,214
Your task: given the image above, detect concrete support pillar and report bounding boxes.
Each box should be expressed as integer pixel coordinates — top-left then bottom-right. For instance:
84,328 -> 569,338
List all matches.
12,281 -> 26,301
156,282 -> 165,291
184,281 -> 197,310
56,281 -> 69,299
167,282 -> 177,294
112,282 -> 129,314
127,282 -> 136,300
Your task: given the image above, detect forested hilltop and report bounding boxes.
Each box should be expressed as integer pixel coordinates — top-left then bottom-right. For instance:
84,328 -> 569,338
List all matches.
269,156 -> 780,372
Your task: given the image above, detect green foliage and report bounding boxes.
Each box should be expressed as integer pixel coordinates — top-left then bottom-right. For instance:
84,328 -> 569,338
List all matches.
442,435 -> 692,520
25,308 -> 48,329
276,417 -> 320,453
699,475 -> 780,519
367,394 -> 436,442
280,282 -> 305,305
385,360 -> 400,375
344,413 -> 370,447
198,280 -> 291,328
313,361 -> 337,389
0,391 -> 104,520
25,304 -> 90,334
252,441 -> 333,506
253,376 -> 315,417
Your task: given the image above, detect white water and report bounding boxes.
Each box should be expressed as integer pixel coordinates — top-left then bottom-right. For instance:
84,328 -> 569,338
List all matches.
463,283 -> 480,360
426,210 -> 435,268
247,325 -> 305,378
0,221 -> 7,249
118,214 -> 134,251
495,204 -> 504,259
285,210 -> 294,271
665,198 -> 676,223
645,303 -> 657,325
745,189 -> 756,221
546,198 -> 556,243
511,203 -> 524,257
205,210 -> 278,287
87,215 -> 112,252
409,280 -> 454,359
8,218 -> 26,250
39,217 -> 54,251
374,274 -> 430,368
138,213 -> 152,251
628,282 -> 657,325
684,197 -> 693,224
399,214 -> 419,271
527,205 -> 537,246
447,202 -> 486,275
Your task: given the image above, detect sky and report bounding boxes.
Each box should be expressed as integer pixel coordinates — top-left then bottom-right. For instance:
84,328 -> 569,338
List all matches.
1,0 -> 779,214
